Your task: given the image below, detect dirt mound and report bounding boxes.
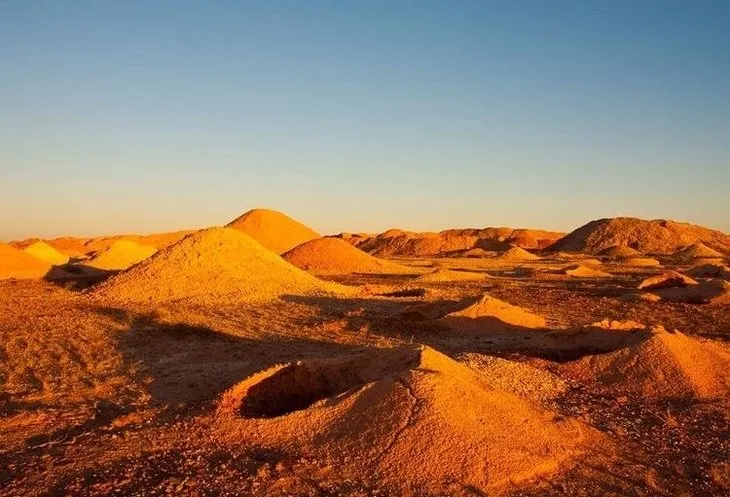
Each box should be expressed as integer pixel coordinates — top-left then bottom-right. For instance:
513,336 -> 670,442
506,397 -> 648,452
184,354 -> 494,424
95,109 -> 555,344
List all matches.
564,327 -> 730,400
227,208 -> 320,254
95,227 -> 345,304
620,256 -> 661,267
22,241 -> 69,265
460,247 -> 492,258
654,279 -> 730,304
598,245 -> 642,258
686,263 -> 730,279
673,242 -> 725,264
494,245 -> 541,262
0,243 -> 52,280
561,264 -> 611,278
88,240 -> 157,270
552,217 -> 730,255
84,230 -> 194,255
415,267 -> 489,282
218,346 -> 595,493
637,271 -> 698,290
282,237 -> 412,275
439,294 -> 547,332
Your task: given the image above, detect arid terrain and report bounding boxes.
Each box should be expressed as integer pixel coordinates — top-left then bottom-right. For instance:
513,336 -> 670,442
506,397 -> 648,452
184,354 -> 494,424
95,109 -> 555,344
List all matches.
1,210 -> 729,496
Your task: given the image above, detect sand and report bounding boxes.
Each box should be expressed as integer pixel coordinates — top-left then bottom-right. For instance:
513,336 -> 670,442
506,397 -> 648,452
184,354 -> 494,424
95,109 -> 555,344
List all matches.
218,345 -> 596,494
227,208 -> 320,254
637,271 -> 698,290
87,240 -> 157,270
95,227 -> 346,304
673,242 -> 725,264
439,294 -> 547,331
22,241 -> 69,266
564,327 -> 730,400
415,267 -> 490,282
282,237 -> 413,275
552,217 -> 730,255
0,242 -> 52,280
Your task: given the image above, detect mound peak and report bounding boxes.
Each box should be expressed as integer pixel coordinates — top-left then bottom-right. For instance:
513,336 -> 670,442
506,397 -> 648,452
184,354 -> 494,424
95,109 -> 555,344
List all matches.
218,345 -> 595,493
23,241 -> 69,265
552,217 -> 730,255
637,271 -> 698,290
598,244 -> 642,258
282,237 -> 412,275
565,328 -> 730,400
415,267 -> 490,282
0,242 -> 52,280
673,242 -> 724,264
88,240 -> 157,270
439,294 -> 547,332
495,245 -> 541,262
561,264 -> 611,278
227,208 -> 320,254
95,227 -> 344,304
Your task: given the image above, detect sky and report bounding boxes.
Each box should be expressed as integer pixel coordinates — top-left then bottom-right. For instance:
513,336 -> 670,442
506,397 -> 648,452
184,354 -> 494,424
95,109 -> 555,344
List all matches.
1,0 -> 729,240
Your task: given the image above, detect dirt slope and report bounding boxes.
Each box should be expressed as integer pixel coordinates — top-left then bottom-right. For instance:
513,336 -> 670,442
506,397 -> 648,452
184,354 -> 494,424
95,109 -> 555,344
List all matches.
0,243 -> 51,280
22,241 -> 69,265
226,209 -> 320,254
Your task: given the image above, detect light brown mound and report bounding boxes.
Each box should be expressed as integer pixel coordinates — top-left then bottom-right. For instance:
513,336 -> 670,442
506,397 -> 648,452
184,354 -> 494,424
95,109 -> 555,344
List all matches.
0,242 -> 52,280
460,247 -> 493,258
22,241 -> 69,265
637,271 -> 698,290
654,279 -> 730,304
95,227 -> 345,304
620,256 -> 661,267
564,327 -> 730,400
494,245 -> 541,262
673,242 -> 725,264
415,267 -> 489,282
561,264 -> 611,278
439,294 -> 547,332
598,245 -> 642,258
227,208 -> 320,254
282,237 -> 412,275
218,346 -> 595,493
83,230 -> 194,255
87,240 -> 158,270
686,263 -> 730,279
552,217 -> 730,255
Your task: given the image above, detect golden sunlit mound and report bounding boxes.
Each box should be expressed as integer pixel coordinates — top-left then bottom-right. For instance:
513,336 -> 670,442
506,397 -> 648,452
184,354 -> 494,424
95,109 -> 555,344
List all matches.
22,241 -> 69,265
460,247 -> 492,258
95,227 -> 345,304
598,244 -> 642,258
637,271 -> 698,290
620,256 -> 661,267
654,279 -> 730,304
227,208 -> 320,254
218,346 -> 595,494
87,240 -> 158,271
564,327 -> 730,400
415,267 -> 490,282
686,263 -> 730,279
673,242 -> 725,264
282,237 -> 413,275
494,245 -> 541,262
83,230 -> 194,255
0,242 -> 52,280
439,294 -> 547,332
561,264 -> 611,278
552,217 -> 730,255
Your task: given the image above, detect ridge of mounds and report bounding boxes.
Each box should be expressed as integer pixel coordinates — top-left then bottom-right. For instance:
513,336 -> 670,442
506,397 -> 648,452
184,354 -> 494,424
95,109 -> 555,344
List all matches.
0,242 -> 52,280
415,267 -> 490,283
87,240 -> 158,270
552,217 -> 730,255
439,294 -> 547,332
22,241 -> 69,265
493,245 -> 542,262
673,242 -> 725,264
559,264 -> 611,278
227,208 -> 320,254
282,237 -> 413,275
217,345 -> 598,494
94,227 -> 348,305
563,326 -> 730,400
686,263 -> 730,279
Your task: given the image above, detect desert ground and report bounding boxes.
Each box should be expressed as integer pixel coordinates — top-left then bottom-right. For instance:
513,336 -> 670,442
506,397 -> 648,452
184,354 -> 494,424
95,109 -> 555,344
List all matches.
1,210 -> 729,496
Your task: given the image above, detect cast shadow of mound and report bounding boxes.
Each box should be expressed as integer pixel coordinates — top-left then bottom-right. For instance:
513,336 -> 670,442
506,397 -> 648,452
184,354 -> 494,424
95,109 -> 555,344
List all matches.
87,305 -> 367,410
44,264 -> 114,291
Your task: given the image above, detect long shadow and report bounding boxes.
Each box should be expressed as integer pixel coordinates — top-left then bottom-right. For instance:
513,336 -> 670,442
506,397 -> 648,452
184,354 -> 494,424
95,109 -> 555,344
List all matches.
43,264 -> 114,291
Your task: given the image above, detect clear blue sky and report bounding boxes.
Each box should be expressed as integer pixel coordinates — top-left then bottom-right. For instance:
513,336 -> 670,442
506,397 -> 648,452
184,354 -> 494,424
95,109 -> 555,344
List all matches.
2,0 -> 729,240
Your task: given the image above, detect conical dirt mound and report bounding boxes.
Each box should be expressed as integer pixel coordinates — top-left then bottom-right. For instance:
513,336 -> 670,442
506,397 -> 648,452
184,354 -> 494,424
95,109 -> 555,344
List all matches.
620,256 -> 661,267
561,264 -> 611,278
227,208 -> 320,254
88,240 -> 157,270
637,271 -> 697,290
673,242 -> 724,264
0,242 -> 51,279
439,294 -> 547,332
494,246 -> 541,262
95,227 -> 345,304
564,327 -> 730,400
282,237 -> 412,275
217,346 -> 596,494
23,241 -> 69,265
415,267 -> 489,282
598,244 -> 642,258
